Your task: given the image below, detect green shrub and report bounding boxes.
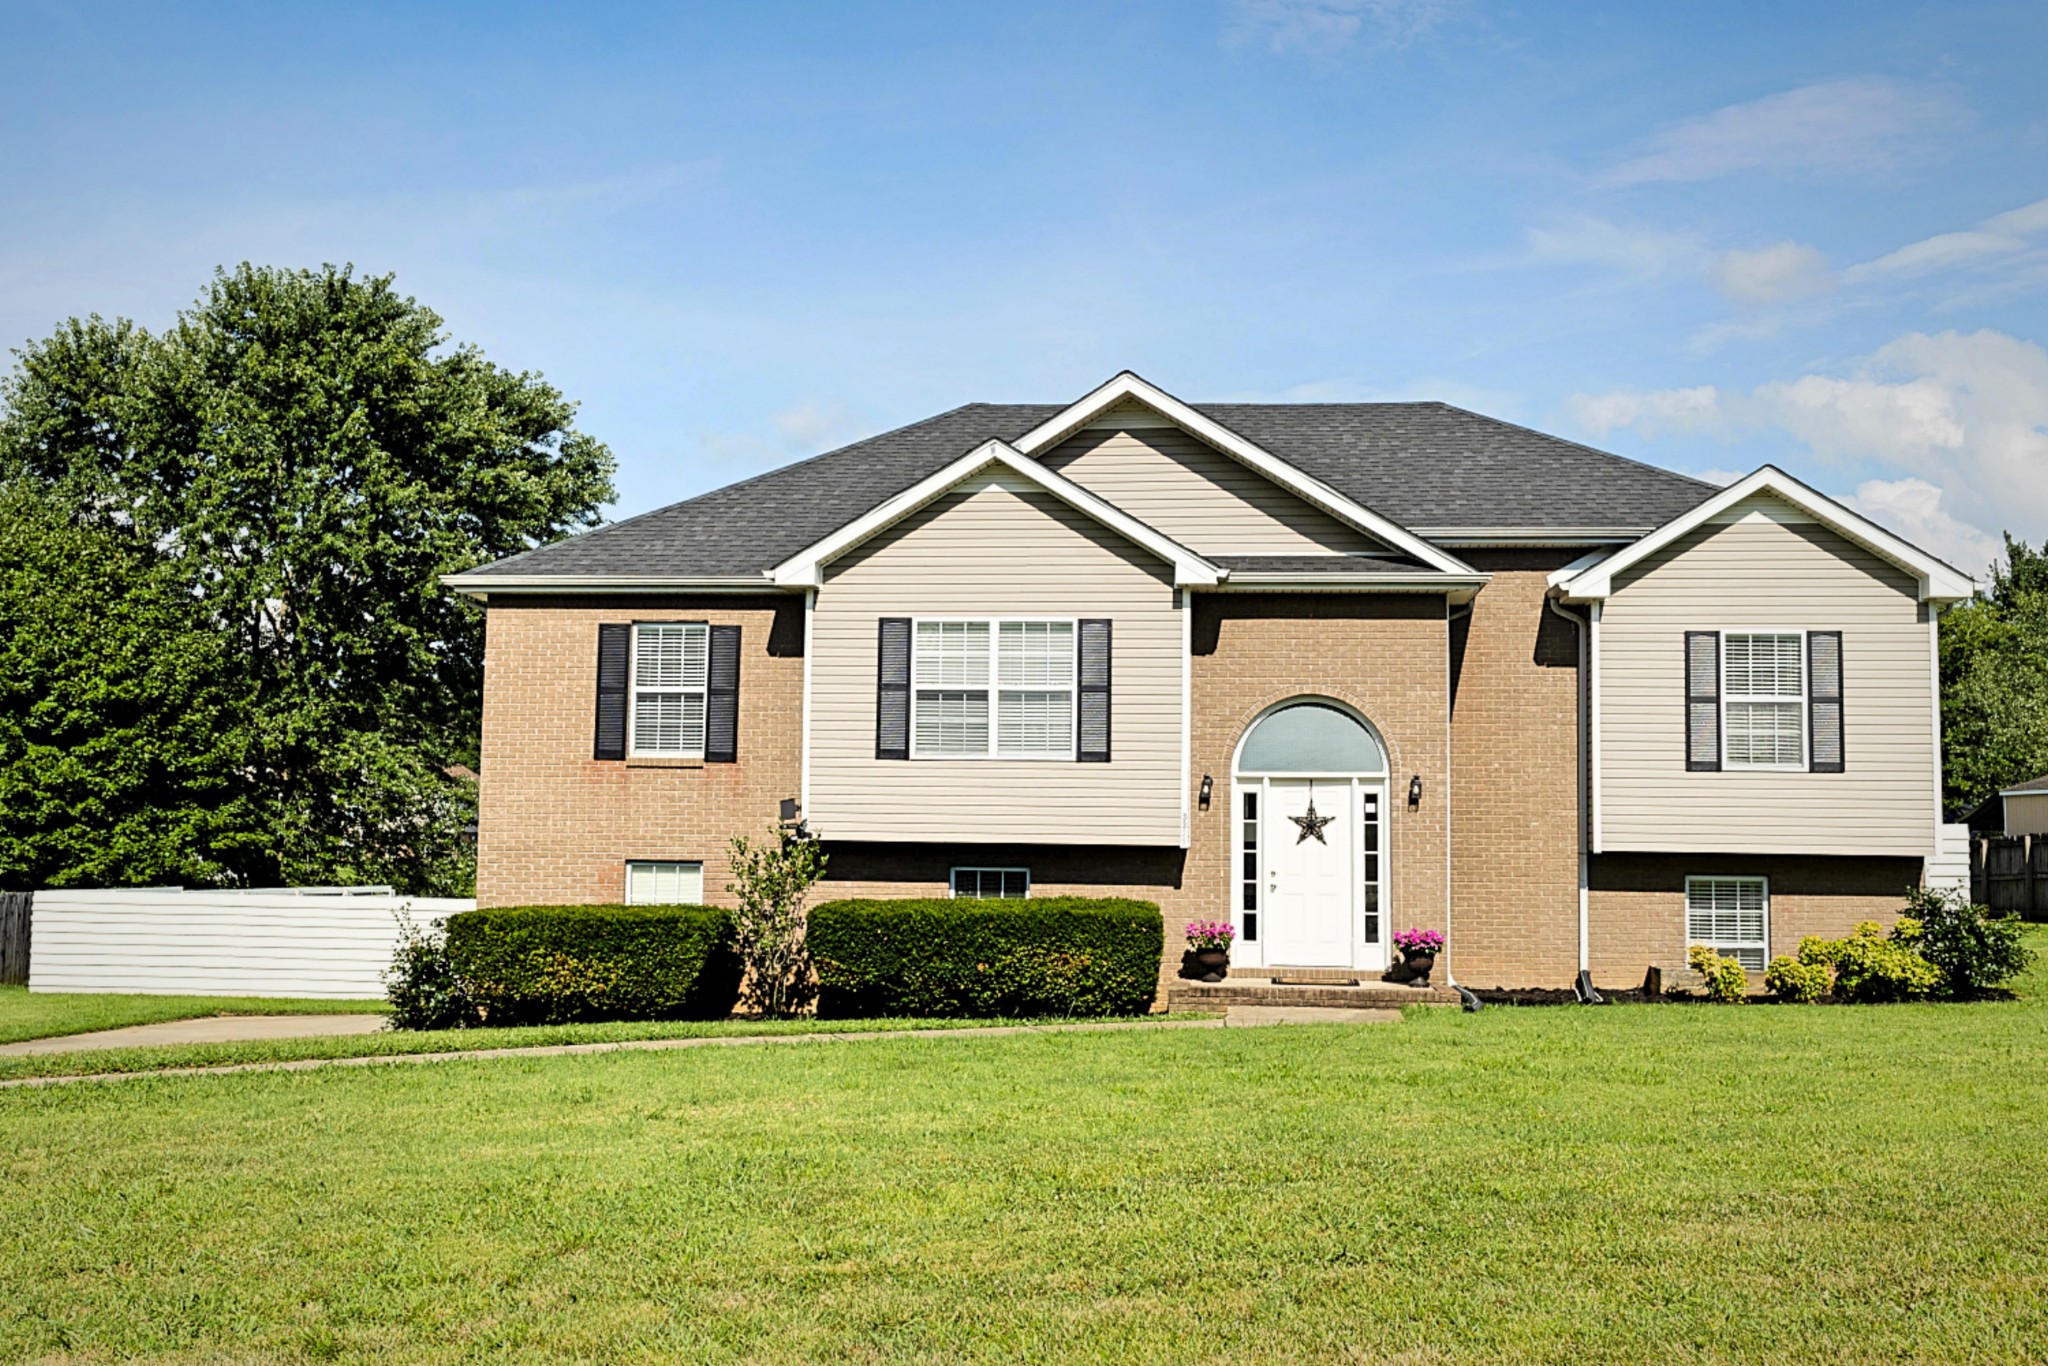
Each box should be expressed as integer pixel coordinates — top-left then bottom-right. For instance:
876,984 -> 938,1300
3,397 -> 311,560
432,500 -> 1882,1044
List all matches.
1764,955 -> 1831,1004
445,904 -> 741,1025
1687,944 -> 1750,1002
809,897 -> 1164,1018
1905,885 -> 2035,997
382,910 -> 479,1030
1811,920 -> 1941,1004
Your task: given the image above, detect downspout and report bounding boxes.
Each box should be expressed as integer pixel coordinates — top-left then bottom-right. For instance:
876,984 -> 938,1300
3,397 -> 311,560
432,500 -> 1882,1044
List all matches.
1547,595 -> 1602,1003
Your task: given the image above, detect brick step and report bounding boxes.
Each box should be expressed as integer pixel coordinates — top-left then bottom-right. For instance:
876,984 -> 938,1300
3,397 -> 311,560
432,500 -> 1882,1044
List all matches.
1169,978 -> 1458,1011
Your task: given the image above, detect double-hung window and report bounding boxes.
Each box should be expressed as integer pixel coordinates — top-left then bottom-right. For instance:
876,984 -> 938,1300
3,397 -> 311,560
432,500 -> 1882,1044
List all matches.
1686,876 -> 1769,971
1723,632 -> 1805,769
912,619 -> 1075,758
630,623 -> 709,756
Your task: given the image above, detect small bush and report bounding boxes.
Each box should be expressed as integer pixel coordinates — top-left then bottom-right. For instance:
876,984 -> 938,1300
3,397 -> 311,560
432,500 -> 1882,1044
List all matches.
383,909 -> 479,1030
1813,920 -> 1941,1004
727,831 -> 827,1018
445,904 -> 741,1025
1765,955 -> 1831,1003
809,897 -> 1164,1018
1687,944 -> 1750,1002
1905,885 -> 2035,997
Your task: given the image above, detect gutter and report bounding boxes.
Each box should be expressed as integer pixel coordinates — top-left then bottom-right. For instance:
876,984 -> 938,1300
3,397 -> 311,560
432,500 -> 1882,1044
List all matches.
441,572 -> 792,600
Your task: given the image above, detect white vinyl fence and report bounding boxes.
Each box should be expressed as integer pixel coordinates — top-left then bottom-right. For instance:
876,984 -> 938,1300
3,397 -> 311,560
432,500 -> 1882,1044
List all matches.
27,887 -> 474,998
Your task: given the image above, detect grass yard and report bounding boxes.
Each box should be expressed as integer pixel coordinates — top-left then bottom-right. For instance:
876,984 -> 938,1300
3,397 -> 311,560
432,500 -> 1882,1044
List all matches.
4,933 -> 2045,1364
0,984 -> 386,1046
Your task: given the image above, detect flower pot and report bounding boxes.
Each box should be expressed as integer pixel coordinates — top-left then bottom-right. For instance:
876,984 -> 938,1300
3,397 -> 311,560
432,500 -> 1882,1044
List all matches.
1192,947 -> 1230,983
1401,952 -> 1436,986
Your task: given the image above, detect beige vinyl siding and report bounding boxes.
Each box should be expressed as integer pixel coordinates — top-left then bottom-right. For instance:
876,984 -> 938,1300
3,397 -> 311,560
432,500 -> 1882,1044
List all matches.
808,469 -> 1183,844
2003,791 -> 2048,837
1038,423 -> 1379,556
1598,495 -> 1937,856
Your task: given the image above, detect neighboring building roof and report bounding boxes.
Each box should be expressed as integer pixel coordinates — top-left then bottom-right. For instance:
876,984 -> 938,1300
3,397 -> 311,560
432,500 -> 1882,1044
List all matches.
452,392 -> 1720,587
2002,774 -> 2048,796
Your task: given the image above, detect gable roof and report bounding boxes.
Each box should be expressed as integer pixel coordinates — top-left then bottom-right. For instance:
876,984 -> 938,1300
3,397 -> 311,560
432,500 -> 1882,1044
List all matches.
447,384 -> 1721,593
769,439 -> 1223,588
1549,466 -> 1978,605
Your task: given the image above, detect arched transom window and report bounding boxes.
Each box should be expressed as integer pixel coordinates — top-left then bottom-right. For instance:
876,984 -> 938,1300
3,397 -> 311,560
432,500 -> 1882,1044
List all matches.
1236,701 -> 1387,775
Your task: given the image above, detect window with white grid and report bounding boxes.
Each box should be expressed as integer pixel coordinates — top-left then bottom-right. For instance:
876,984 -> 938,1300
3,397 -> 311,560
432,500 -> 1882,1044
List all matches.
951,867 -> 1030,899
625,860 -> 704,905
912,619 -> 1073,758
1724,632 -> 1805,768
1686,877 -> 1769,971
630,623 -> 709,756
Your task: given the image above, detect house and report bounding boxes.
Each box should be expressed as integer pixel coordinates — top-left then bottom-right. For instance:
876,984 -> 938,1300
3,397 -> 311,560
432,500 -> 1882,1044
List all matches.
1967,775 -> 2048,838
446,372 -> 1975,995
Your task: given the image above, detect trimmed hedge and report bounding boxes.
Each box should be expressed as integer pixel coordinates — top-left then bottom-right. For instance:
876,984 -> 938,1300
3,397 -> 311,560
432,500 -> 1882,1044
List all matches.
445,904 -> 741,1025
808,896 -> 1164,1019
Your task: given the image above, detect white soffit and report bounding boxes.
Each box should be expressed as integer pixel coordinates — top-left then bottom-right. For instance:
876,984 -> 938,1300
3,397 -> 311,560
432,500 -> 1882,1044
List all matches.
1552,465 -> 1978,604
1012,370 -> 1478,578
769,439 -> 1224,587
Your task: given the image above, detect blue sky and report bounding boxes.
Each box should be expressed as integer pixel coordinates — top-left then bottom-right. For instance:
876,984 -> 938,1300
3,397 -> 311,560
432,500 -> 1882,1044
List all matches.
2,0 -> 2043,573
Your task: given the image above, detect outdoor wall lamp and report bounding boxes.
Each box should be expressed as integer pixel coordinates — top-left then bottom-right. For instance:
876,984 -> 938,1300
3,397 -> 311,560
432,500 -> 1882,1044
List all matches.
1408,775 -> 1423,807
1199,774 -> 1213,810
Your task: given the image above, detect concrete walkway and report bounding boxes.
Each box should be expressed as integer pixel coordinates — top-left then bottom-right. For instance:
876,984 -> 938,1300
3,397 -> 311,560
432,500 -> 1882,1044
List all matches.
0,1013 -> 390,1056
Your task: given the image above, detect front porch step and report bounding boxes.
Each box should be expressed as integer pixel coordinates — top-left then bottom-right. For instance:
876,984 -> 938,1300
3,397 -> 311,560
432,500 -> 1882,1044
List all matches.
1169,977 -> 1459,1011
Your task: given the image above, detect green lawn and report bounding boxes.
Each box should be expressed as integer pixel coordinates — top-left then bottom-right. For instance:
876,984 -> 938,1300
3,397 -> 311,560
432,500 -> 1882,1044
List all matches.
0,984 -> 387,1045
3,936 -> 2045,1363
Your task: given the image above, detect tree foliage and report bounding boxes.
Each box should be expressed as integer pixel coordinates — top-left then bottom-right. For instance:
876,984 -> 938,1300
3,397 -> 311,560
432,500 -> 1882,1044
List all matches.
1939,534 -> 2048,817
0,264 -> 614,892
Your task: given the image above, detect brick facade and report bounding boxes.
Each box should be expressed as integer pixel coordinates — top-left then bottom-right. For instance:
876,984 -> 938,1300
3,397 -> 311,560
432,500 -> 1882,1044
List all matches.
1447,552 -> 1585,988
473,585 -> 1922,996
1587,852 -> 1924,987
475,595 -> 804,908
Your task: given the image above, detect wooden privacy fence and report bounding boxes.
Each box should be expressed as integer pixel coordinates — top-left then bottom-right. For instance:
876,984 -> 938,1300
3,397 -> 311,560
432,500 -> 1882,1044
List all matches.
28,887 -> 473,997
1971,836 -> 2048,921
0,892 -> 28,986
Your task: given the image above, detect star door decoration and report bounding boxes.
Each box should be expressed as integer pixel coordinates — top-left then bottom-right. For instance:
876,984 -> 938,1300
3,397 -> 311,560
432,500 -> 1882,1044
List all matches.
1290,794 -> 1333,844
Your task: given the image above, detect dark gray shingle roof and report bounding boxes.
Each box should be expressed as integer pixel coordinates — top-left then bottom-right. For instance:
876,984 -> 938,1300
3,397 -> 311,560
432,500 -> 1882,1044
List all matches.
463,401 -> 1715,581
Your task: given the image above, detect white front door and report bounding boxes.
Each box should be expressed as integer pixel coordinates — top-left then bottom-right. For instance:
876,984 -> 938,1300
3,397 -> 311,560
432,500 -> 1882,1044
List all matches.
1263,779 -> 1355,967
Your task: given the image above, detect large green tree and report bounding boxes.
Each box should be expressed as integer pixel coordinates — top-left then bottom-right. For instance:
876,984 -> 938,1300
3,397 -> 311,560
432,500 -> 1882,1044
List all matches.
1940,535 -> 2048,818
0,264 -> 615,892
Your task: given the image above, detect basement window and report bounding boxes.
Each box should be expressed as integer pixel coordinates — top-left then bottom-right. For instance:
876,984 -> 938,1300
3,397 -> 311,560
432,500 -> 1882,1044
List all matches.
951,867 -> 1030,899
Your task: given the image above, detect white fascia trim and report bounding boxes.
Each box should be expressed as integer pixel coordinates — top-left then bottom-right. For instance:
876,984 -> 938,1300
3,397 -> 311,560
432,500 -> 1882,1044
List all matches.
1206,572 -> 1490,601
1998,786 -> 2048,798
1546,550 -> 1611,589
1010,371 -> 1477,578
1552,466 -> 1979,604
770,438 -> 1222,588
442,573 -> 781,599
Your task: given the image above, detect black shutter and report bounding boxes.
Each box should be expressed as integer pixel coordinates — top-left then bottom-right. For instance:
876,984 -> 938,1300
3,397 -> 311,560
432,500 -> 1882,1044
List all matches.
1808,630 -> 1843,773
705,625 -> 741,763
1685,630 -> 1721,772
1078,618 -> 1111,762
594,624 -> 630,761
876,618 -> 911,760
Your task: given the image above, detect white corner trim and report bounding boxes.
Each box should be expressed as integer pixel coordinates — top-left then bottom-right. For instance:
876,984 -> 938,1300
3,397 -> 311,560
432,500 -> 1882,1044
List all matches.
1009,371 -> 1478,579
1180,588 -> 1192,851
1589,601 -> 1603,855
1552,466 -> 1978,604
800,587 -> 815,833
768,438 -> 1223,588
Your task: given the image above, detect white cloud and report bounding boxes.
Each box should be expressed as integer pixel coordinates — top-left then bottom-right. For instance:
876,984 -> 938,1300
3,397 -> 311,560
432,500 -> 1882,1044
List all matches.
698,398 -> 873,473
1710,241 -> 1835,306
1524,215 -> 1705,281
1691,467 -> 1748,488
1983,198 -> 2048,237
1600,78 -> 1960,186
1844,230 -> 2031,282
1226,0 -> 1463,53
1565,329 -> 2048,567
1567,385 -> 1720,437
1842,477 -> 2002,576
